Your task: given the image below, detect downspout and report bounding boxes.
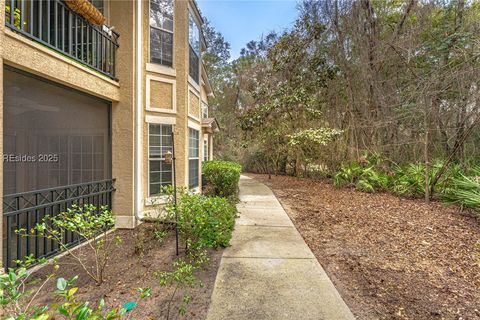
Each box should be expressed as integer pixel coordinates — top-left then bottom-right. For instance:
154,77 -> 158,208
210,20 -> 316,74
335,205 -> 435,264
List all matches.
135,0 -> 143,222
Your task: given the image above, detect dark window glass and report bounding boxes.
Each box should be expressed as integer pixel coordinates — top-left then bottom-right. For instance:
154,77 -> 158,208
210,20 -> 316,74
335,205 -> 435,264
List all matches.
150,28 -> 173,67
188,13 -> 200,83
3,68 -> 111,194
90,0 -> 105,14
189,45 -> 199,83
188,128 -> 199,188
150,0 -> 174,67
149,123 -> 173,196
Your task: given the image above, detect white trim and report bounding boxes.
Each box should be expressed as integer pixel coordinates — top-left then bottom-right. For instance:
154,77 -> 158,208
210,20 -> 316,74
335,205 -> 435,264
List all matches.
148,0 -> 175,68
146,123 -> 175,200
188,89 -> 201,121
146,63 -> 176,77
188,76 -> 200,92
146,75 -> 177,113
188,119 -> 201,131
145,114 -> 176,125
135,0 -> 143,219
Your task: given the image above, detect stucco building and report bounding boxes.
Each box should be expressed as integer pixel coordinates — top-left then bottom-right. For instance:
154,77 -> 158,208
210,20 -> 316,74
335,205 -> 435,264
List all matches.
0,0 -> 219,268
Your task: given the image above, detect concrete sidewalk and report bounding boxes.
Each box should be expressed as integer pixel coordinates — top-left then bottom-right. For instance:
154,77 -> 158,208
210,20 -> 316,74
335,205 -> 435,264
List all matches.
206,176 -> 355,320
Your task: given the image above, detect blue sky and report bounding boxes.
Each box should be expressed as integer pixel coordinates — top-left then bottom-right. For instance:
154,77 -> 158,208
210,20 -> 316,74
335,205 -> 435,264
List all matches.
197,0 -> 299,59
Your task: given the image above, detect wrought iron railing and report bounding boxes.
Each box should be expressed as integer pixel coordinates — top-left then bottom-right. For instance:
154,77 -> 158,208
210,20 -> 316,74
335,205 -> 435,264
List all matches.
5,0 -> 119,79
2,179 -> 115,268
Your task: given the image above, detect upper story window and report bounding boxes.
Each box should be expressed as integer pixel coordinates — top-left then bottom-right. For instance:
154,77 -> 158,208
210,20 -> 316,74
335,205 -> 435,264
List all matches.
150,0 -> 174,67
90,0 -> 105,14
188,12 -> 200,83
201,101 -> 209,118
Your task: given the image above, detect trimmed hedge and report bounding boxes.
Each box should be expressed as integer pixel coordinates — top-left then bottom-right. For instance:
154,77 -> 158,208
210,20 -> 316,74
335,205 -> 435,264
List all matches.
203,160 -> 242,199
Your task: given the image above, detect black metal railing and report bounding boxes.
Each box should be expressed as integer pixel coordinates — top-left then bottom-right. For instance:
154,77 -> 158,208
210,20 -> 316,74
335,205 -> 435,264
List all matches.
5,0 -> 119,79
2,179 -> 115,268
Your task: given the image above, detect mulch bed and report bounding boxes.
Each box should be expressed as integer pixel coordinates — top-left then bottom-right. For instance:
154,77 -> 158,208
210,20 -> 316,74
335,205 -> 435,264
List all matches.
29,224 -> 223,320
250,173 -> 480,320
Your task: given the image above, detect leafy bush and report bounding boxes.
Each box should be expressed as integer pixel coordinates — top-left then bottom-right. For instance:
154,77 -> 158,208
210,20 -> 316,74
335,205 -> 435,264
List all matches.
333,161 -> 391,193
333,161 -> 363,187
17,204 -> 120,285
390,161 -> 460,198
169,193 -> 236,250
202,160 -> 242,199
442,166 -> 480,210
155,250 -> 209,318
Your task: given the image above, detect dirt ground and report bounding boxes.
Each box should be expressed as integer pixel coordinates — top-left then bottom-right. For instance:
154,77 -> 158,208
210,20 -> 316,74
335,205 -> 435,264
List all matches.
29,224 -> 222,320
251,174 -> 480,320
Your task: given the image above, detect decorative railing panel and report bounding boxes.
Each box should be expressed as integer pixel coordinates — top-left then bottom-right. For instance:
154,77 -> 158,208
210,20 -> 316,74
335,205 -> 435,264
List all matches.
2,179 -> 115,268
5,0 -> 119,79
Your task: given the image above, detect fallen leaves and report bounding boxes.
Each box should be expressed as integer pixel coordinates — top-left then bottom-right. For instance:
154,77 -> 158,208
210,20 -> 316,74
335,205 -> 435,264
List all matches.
251,174 -> 480,320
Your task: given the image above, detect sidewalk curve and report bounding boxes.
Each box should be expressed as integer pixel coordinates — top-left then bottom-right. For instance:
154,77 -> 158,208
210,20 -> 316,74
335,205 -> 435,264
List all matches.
206,175 -> 355,320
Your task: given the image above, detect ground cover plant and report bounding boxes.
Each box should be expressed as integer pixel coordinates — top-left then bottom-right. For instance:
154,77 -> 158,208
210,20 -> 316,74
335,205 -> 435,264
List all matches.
331,153 -> 480,214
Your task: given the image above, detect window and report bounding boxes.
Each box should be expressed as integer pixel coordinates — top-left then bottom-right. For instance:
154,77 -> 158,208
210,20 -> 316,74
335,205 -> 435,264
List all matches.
201,102 -> 209,118
149,124 -> 173,196
188,128 -> 200,188
150,0 -> 174,67
188,12 -> 200,83
203,139 -> 209,161
90,0 -> 105,14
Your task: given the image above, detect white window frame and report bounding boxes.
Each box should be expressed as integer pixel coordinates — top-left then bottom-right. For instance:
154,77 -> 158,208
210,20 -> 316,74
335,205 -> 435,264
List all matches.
188,10 -> 201,84
149,0 -> 175,67
188,127 -> 200,189
147,123 -> 174,198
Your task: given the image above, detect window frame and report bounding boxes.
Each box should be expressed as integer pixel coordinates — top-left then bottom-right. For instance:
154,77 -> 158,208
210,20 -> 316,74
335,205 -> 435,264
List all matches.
149,0 -> 175,67
188,127 -> 200,189
148,123 -> 174,197
188,11 -> 201,83
203,138 -> 209,162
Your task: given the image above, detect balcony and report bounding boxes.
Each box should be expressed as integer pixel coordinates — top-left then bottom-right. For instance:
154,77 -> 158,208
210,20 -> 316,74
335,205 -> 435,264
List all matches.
5,0 -> 119,80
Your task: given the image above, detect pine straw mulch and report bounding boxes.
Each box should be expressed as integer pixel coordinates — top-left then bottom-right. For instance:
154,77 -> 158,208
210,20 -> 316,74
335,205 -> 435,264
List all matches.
28,224 -> 223,320
250,173 -> 480,320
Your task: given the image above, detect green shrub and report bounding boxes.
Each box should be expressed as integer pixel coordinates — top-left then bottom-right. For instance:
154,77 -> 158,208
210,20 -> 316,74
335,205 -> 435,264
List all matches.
333,161 -> 391,193
203,160 -> 242,199
333,161 -> 363,187
168,193 -> 237,250
17,204 -> 120,285
442,166 -> 480,210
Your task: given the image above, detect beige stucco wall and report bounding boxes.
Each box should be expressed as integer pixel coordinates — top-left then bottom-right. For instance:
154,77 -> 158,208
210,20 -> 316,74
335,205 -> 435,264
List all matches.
0,1 -> 137,230
110,0 -> 137,228
2,31 -> 120,102
0,0 -> 215,245
189,89 -> 201,119
140,0 -> 194,211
